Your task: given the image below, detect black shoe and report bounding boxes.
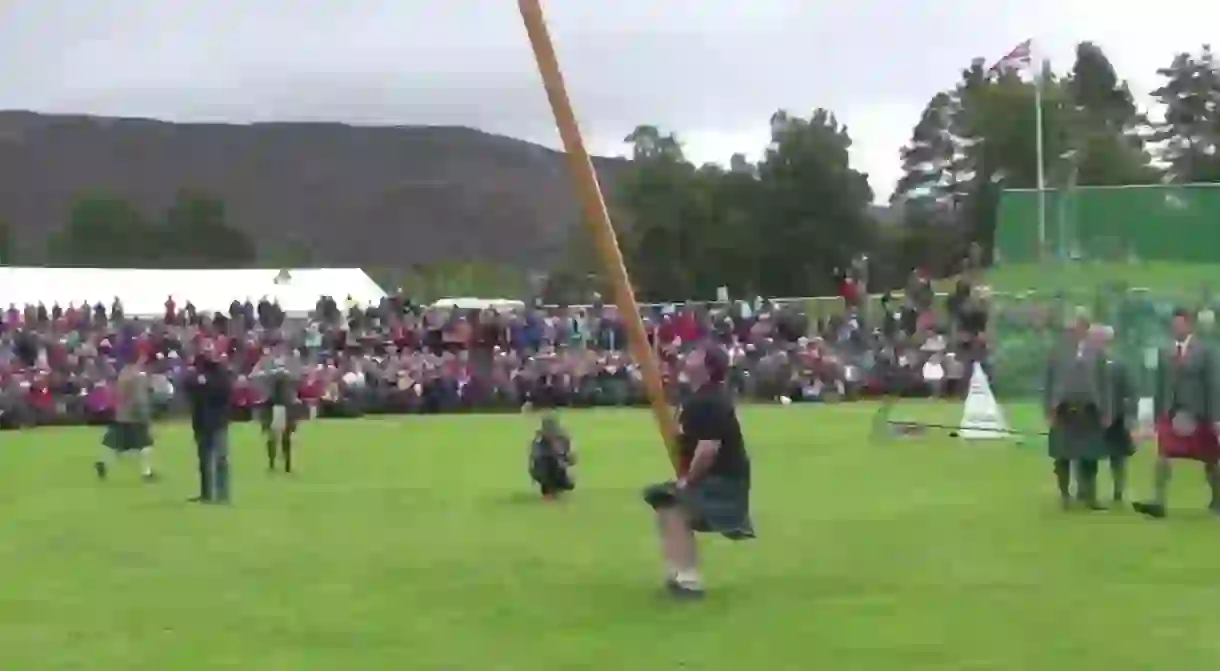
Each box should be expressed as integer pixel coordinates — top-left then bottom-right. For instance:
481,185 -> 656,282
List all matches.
1110,498 -> 1126,509
142,472 -> 158,483
188,496 -> 213,504
1133,501 -> 1167,519
1080,499 -> 1106,511
94,461 -> 107,480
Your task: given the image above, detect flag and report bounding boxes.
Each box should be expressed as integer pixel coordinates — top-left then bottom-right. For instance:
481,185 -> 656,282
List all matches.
990,39 -> 1032,73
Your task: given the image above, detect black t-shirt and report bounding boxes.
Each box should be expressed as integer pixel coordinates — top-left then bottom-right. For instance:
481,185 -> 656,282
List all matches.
678,383 -> 750,480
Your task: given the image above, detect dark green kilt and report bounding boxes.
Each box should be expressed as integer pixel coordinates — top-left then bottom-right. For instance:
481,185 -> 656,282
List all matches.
530,455 -> 574,494
259,403 -> 300,434
1047,403 -> 1107,461
102,422 -> 153,452
643,476 -> 755,540
1104,416 -> 1136,459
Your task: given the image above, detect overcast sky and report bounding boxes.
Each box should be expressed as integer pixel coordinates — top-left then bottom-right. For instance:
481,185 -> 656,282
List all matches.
2,1 -> 1218,203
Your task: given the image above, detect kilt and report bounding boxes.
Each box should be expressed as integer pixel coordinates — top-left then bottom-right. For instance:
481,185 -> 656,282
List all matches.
1156,416 -> 1220,463
1047,402 -> 1106,461
259,403 -> 300,434
643,476 -> 755,540
1104,416 -> 1136,459
102,422 -> 153,452
530,456 -> 574,493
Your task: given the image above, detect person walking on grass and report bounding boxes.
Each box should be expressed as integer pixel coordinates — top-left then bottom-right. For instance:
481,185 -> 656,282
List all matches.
185,341 -> 233,505
97,348 -> 156,483
1043,314 -> 1111,510
1134,309 -> 1220,519
1095,325 -> 1137,506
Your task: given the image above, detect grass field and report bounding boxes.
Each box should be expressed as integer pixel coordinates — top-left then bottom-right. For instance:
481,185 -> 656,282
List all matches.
979,260 -> 1220,295
3,403 -> 1220,670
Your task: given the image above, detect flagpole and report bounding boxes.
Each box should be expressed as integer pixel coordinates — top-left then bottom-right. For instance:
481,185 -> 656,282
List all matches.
1033,47 -> 1048,259
517,0 -> 683,473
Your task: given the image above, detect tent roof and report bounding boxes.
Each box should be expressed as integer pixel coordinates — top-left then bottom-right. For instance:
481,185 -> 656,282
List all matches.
0,267 -> 386,318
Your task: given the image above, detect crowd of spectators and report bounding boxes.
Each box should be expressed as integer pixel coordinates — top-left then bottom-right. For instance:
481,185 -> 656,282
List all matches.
0,268 -> 995,430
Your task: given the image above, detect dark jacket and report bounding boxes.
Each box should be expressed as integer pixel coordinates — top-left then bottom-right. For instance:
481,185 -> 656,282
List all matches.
185,359 -> 232,433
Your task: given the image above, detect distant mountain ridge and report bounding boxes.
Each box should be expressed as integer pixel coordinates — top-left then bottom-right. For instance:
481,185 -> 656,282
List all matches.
0,110 -> 630,267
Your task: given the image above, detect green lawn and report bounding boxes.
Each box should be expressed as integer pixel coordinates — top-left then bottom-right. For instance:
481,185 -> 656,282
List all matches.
981,260 -> 1220,295
3,404 -> 1220,670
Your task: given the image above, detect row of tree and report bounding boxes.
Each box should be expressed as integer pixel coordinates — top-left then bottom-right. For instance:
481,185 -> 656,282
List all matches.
566,42 -> 1220,302
0,190 -> 320,269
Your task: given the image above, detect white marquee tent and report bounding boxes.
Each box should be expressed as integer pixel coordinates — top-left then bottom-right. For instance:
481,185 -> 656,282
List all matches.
0,267 -> 387,318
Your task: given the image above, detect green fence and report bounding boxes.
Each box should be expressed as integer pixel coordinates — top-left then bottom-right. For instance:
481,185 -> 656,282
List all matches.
995,183 -> 1220,263
988,284 -> 1220,399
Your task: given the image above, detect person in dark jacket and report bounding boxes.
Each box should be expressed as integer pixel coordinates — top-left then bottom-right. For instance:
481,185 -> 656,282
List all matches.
184,342 -> 233,504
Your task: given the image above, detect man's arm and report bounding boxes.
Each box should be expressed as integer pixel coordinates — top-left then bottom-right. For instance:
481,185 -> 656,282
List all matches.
1097,354 -> 1113,426
1208,345 -> 1220,424
1153,348 -> 1165,419
1042,347 -> 1056,420
682,440 -> 721,487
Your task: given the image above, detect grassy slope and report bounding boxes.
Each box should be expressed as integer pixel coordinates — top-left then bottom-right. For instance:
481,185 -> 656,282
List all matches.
983,260 -> 1220,294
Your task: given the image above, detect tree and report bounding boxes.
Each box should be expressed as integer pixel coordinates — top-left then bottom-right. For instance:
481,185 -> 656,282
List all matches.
262,235 -> 316,269
1063,42 -> 1159,187
897,57 -> 1077,257
46,195 -> 161,267
1152,45 -> 1220,183
892,91 -> 967,208
616,124 -> 706,299
615,112 -> 877,299
0,219 -> 12,264
161,190 -> 257,267
754,109 -> 876,296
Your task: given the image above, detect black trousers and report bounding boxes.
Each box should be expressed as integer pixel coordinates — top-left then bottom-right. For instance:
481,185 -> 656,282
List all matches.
194,426 -> 231,502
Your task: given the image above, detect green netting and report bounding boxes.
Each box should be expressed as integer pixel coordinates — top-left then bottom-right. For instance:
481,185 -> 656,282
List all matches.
989,284 -> 1220,400
996,183 -> 1220,263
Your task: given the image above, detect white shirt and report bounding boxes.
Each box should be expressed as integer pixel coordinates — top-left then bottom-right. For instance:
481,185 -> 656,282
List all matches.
1176,335 -> 1192,358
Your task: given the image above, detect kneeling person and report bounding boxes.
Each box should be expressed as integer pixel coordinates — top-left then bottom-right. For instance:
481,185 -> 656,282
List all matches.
530,415 -> 576,499
643,344 -> 754,598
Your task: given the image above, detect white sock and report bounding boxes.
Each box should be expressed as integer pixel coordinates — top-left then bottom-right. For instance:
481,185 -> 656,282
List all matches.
674,569 -> 703,589
139,447 -> 154,476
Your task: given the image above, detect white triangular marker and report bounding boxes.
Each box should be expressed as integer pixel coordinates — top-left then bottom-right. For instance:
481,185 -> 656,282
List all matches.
959,363 -> 1009,440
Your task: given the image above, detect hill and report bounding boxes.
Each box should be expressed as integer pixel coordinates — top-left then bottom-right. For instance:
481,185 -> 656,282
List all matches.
0,111 -> 630,267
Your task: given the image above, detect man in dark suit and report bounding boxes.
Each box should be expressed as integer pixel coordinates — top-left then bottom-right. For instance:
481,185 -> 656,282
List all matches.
184,342 -> 233,504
